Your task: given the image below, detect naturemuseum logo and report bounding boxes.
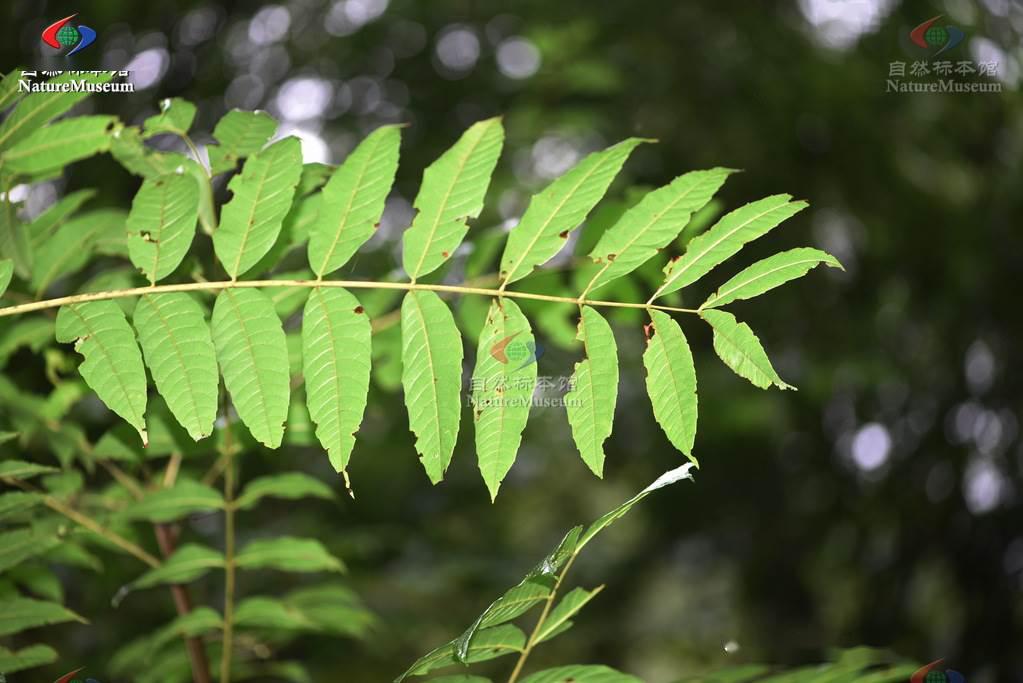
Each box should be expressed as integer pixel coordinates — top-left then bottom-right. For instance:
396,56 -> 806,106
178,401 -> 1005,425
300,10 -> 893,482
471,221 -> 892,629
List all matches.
910,659 -> 965,683
41,14 -> 98,57
886,16 -> 1001,95
53,667 -> 101,683
490,333 -> 544,371
909,16 -> 965,56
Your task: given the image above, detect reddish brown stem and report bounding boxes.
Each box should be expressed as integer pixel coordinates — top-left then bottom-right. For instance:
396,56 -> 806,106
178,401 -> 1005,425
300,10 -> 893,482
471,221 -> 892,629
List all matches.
154,523 -> 213,683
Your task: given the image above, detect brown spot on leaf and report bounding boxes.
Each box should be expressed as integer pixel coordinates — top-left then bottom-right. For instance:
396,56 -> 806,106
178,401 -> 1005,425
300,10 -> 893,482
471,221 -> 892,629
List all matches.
643,322 -> 655,339
558,230 -> 569,239
354,305 -> 364,314
607,253 -> 617,262
441,250 -> 450,258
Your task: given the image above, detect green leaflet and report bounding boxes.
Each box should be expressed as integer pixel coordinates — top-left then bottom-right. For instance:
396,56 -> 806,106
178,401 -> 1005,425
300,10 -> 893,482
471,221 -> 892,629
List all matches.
121,480 -> 225,522
208,109 -> 278,175
4,115 -> 120,177
236,536 -> 345,573
56,301 -> 149,444
701,247 -> 842,309
130,544 -> 224,590
582,168 -> 733,295
0,491 -> 41,519
126,173 -> 200,283
701,309 -> 793,390
452,575 -> 554,663
0,597 -> 86,637
654,194 -> 808,299
396,624 -> 526,681
499,138 -> 647,285
302,288 -> 372,485
145,608 -> 222,658
285,583 -> 375,637
578,462 -> 695,549
133,293 -> 219,440
308,125 -> 401,277
0,68 -> 24,112
233,596 -> 316,630
471,299 -> 537,500
535,586 -> 604,643
26,188 -> 96,246
0,528 -> 60,572
213,136 -> 303,278
0,71 -> 112,152
235,472 -> 334,510
31,209 -> 127,294
0,194 -> 32,279
520,665 -> 642,683
211,288 -> 291,447
642,310 -> 697,461
110,125 -> 193,178
0,644 -> 58,674
402,117 -> 504,280
565,306 -> 619,477
142,97 -> 197,138
0,460 -> 58,480
0,257 -> 12,296
400,290 -> 463,484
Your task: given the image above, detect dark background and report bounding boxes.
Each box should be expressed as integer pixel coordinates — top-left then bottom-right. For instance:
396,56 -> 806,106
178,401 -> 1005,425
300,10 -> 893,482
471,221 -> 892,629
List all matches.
2,0 -> 1021,681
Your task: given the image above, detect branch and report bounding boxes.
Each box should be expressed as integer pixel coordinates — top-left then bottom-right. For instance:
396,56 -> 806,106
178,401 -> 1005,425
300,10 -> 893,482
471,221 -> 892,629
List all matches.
0,279 -> 699,319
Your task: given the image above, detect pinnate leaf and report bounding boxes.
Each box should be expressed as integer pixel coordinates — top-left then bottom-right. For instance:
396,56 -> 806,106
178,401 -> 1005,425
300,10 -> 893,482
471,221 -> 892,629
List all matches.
142,97 -> 197,138
701,309 -> 793,390
499,138 -> 646,284
642,310 -> 697,461
308,125 -> 401,276
565,306 -> 619,477
208,109 -> 278,174
212,289 -> 291,448
126,173 -> 200,283
583,168 -> 733,294
520,665 -> 642,683
471,299 -> 537,500
56,301 -> 148,444
401,291 -> 463,483
4,115 -> 120,176
133,293 -> 219,440
654,194 -> 808,299
130,544 -> 224,589
701,247 -> 842,309
303,287 -> 372,485
122,480 -> 225,523
236,536 -> 345,573
0,597 -> 86,637
214,136 -> 303,278
236,472 -> 334,510
402,117 -> 503,279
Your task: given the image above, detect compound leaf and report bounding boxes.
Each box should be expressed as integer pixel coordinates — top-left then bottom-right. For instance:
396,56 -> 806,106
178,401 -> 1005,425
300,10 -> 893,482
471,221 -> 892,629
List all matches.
499,138 -> 646,284
211,289 -> 290,448
701,309 -> 793,390
400,291 -> 463,484
56,301 -> 148,444
126,173 -> 200,283
565,306 -> 619,477
214,136 -> 303,278
642,310 -> 697,462
402,117 -> 503,279
302,287 -> 372,486
654,194 -> 808,299
133,293 -> 219,441
583,168 -> 733,295
308,125 -> 401,276
471,299 -> 536,501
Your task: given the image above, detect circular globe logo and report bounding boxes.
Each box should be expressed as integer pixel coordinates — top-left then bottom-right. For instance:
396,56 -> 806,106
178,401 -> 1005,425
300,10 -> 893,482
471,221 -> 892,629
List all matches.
41,14 -> 98,57
909,15 -> 965,56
